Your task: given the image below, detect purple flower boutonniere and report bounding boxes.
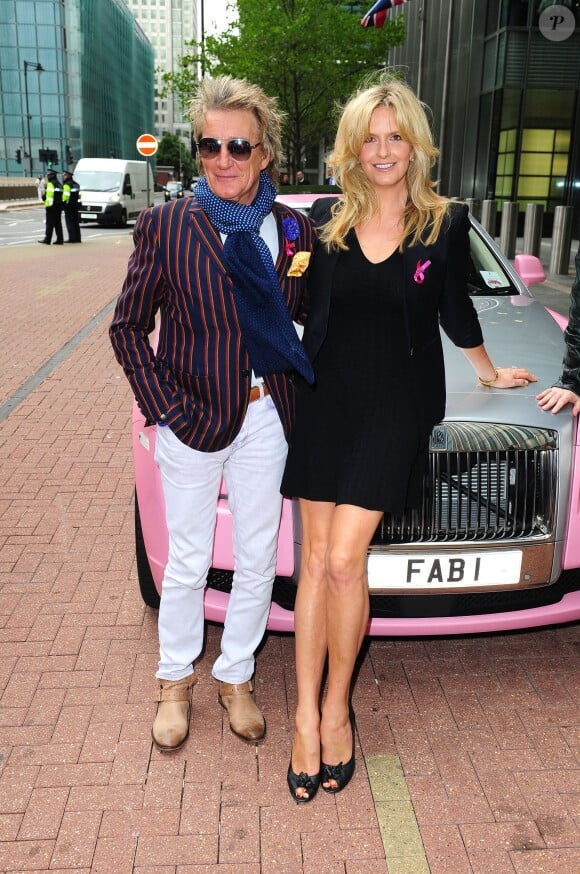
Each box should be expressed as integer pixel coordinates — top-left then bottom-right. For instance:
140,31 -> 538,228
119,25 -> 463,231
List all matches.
282,216 -> 300,257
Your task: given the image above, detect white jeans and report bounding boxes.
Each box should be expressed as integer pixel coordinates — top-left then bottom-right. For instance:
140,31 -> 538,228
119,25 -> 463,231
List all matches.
154,395 -> 287,684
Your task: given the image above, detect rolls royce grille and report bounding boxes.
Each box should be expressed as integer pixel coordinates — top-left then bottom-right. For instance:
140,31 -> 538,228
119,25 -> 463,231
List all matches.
372,422 -> 557,544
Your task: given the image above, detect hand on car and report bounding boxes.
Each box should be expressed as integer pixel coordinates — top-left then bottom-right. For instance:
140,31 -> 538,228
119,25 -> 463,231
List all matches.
502,367 -> 537,387
484,367 -> 538,389
536,386 -> 580,415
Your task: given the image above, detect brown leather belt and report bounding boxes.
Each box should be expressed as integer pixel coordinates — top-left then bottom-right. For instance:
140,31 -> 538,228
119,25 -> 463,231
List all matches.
249,384 -> 270,403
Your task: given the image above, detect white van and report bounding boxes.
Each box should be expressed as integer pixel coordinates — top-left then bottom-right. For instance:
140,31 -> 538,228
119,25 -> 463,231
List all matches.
74,158 -> 154,227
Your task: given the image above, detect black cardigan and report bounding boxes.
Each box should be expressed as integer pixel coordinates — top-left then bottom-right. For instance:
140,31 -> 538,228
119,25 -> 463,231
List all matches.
304,198 -> 484,432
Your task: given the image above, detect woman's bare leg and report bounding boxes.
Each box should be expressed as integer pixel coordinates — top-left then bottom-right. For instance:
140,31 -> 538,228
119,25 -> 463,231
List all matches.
320,504 -> 383,787
291,499 -> 334,798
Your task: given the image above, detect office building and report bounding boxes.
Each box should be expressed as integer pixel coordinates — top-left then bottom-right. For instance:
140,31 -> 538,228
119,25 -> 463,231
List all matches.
0,0 -> 155,177
124,0 -> 199,140
390,0 -> 579,234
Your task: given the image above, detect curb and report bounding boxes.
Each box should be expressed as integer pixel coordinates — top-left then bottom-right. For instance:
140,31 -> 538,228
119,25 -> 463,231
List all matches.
0,200 -> 44,211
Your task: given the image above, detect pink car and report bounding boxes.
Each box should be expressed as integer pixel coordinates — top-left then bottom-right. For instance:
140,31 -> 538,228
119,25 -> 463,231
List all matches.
133,197 -> 580,635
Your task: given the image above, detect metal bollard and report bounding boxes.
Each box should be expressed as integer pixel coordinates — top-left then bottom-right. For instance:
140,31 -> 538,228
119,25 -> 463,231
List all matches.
549,205 -> 573,275
463,198 -> 481,221
481,200 -> 497,237
499,201 -> 519,259
522,203 -> 544,257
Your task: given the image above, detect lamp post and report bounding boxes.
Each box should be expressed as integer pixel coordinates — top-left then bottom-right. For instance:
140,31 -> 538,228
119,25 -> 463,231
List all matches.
200,0 -> 207,77
23,60 -> 44,177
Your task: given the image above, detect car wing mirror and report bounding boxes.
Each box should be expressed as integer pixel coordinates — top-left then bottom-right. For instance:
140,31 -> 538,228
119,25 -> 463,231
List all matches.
513,254 -> 546,288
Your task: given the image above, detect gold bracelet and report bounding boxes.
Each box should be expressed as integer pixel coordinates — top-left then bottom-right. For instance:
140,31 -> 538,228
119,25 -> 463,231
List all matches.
478,368 -> 499,387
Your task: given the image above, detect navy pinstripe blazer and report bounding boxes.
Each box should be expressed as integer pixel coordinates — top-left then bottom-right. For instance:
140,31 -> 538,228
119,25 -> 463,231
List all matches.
110,196 -> 316,451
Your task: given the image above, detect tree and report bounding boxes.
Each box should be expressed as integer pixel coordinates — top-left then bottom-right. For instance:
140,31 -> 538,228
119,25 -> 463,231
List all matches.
158,0 -> 406,182
156,132 -> 196,181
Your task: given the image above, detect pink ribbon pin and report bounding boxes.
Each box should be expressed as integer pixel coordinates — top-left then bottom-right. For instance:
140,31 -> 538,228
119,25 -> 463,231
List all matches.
414,259 -> 431,284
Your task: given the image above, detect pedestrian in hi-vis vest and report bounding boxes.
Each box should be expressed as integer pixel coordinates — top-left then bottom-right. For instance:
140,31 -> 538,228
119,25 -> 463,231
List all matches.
62,170 -> 82,243
38,170 -> 63,245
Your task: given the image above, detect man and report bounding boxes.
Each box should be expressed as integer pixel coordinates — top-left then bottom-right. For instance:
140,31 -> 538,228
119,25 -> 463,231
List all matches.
38,169 -> 63,245
62,170 -> 82,243
36,174 -> 45,201
110,76 -> 316,751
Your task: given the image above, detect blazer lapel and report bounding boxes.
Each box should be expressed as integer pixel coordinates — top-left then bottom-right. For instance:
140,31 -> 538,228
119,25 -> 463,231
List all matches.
187,198 -> 228,275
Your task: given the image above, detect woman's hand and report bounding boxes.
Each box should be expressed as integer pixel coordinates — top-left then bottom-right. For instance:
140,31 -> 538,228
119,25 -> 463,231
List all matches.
537,386 -> 580,415
479,367 -> 538,389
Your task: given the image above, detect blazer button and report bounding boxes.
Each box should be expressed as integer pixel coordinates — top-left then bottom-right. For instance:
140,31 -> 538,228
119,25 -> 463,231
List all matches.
241,369 -> 250,377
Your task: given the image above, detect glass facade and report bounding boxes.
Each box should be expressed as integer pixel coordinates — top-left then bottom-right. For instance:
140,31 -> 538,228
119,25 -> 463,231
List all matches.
389,0 -> 579,234
484,1 -> 579,223
0,0 -> 155,177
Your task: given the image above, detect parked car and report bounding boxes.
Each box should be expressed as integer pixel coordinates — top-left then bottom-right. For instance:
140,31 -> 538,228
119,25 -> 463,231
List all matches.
132,194 -> 580,635
163,181 -> 184,202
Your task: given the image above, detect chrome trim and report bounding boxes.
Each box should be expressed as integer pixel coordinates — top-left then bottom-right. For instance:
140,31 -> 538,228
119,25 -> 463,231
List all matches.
373,423 -> 558,545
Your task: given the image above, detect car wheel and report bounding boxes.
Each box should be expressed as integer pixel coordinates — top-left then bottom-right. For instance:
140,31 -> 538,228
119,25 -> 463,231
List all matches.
135,489 -> 160,609
118,209 -> 127,228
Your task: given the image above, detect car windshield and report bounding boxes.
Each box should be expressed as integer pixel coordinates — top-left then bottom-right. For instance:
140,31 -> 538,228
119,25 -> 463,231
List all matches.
74,171 -> 122,192
467,226 -> 515,295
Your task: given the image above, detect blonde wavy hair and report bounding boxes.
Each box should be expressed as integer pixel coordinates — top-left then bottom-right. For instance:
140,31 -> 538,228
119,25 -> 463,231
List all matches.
189,75 -> 285,183
322,72 -> 450,251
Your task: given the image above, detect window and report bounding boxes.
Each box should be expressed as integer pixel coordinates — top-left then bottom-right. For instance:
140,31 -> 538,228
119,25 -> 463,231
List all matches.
517,128 -> 570,210
495,128 -> 517,201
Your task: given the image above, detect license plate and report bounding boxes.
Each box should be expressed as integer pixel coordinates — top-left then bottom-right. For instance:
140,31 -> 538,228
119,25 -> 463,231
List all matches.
367,550 -> 523,589
80,212 -> 94,219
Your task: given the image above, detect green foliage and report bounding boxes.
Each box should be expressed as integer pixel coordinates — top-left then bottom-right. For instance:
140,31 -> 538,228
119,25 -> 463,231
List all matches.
158,0 -> 406,182
155,132 -> 196,180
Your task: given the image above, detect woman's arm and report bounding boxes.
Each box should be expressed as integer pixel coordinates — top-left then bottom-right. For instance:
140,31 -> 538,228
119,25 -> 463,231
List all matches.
461,344 -> 537,389
537,244 -> 580,413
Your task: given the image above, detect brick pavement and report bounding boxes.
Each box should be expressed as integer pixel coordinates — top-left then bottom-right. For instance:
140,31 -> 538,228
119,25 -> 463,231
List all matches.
0,236 -> 578,873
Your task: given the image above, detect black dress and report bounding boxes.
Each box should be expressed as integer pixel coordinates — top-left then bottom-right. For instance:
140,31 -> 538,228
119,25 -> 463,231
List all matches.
282,230 -> 429,514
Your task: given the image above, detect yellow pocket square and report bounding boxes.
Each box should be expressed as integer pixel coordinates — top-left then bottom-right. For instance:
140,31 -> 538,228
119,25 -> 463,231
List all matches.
287,251 -> 311,277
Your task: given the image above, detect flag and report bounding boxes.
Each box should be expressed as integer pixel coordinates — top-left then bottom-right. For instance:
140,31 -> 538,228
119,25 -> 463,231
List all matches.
361,0 -> 411,28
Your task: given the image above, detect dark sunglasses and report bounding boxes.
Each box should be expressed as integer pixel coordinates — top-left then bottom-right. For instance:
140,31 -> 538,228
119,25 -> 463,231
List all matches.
196,137 -> 262,161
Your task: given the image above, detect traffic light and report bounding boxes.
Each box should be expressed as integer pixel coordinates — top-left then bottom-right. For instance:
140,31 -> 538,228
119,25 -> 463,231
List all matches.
66,145 -> 73,165
40,149 -> 59,165
15,148 -> 21,164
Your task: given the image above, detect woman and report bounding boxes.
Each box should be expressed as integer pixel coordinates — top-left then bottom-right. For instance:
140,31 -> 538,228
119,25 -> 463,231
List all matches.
282,73 -> 537,803
537,243 -> 580,416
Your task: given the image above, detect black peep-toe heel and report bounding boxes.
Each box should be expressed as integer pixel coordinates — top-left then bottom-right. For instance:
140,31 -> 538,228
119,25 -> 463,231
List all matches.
321,709 -> 356,793
287,761 -> 321,804
320,752 -> 355,793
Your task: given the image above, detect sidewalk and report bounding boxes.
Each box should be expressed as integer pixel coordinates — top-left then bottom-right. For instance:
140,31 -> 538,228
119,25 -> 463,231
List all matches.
0,236 -> 578,874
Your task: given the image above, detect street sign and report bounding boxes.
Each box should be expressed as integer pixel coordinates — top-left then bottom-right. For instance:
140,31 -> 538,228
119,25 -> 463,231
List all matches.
136,133 -> 158,157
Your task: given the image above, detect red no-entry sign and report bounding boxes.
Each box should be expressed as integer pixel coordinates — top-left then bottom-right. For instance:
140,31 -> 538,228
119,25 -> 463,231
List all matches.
136,133 -> 158,157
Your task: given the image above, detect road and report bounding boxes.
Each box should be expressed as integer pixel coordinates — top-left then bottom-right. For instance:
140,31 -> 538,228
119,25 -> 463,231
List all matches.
0,192 -> 182,248
0,203 -> 137,247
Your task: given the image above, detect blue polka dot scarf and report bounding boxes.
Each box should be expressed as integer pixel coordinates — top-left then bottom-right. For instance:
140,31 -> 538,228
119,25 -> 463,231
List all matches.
194,171 -> 314,383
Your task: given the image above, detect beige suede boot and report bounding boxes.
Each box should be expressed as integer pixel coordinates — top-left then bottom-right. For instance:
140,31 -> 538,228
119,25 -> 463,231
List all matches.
152,673 -> 197,752
218,680 -> 265,742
